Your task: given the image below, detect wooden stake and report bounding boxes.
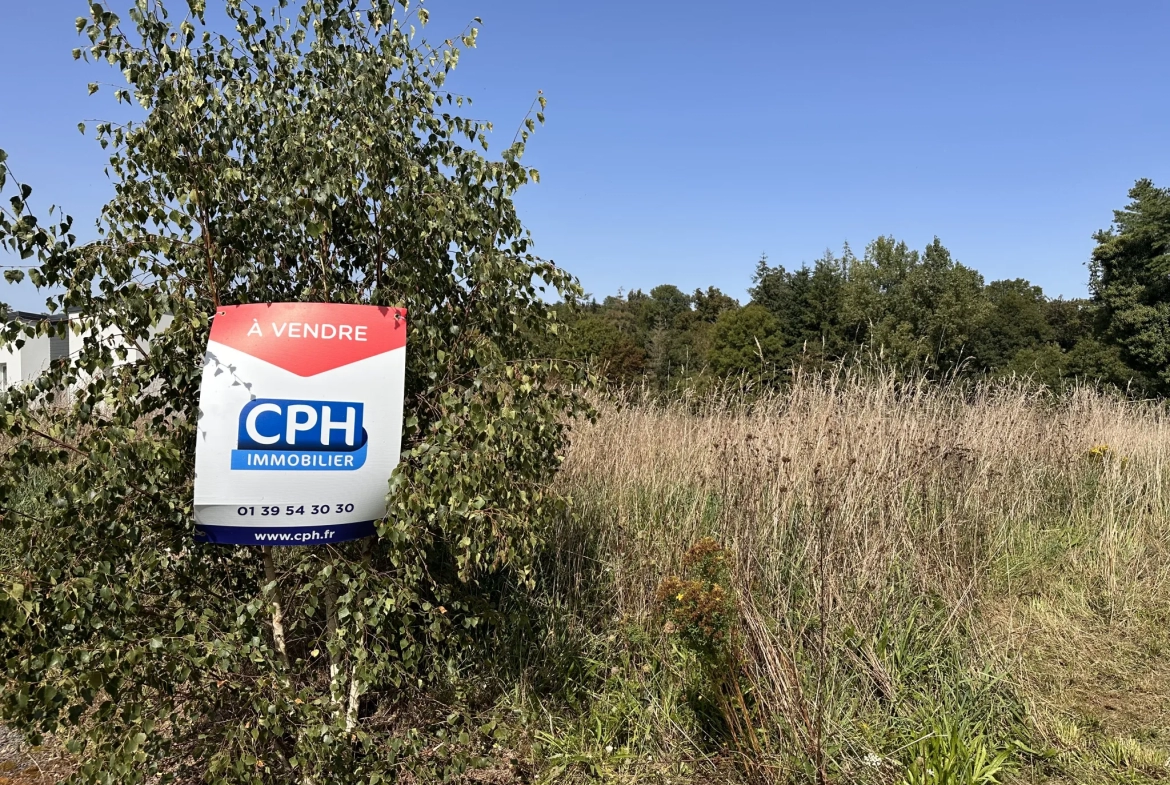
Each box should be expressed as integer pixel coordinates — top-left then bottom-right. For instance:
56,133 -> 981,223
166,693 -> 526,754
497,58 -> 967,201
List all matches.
325,574 -> 342,718
261,546 -> 289,669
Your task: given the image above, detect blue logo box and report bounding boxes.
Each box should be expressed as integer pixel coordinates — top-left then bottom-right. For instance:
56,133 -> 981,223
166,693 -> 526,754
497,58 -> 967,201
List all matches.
232,398 -> 368,471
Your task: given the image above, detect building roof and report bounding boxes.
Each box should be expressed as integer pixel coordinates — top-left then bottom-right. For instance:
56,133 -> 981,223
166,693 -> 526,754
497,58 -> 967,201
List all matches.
4,310 -> 71,324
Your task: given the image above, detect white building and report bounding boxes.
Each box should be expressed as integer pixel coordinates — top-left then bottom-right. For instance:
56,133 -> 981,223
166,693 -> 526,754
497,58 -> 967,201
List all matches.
0,311 -> 70,390
1,310 -> 169,390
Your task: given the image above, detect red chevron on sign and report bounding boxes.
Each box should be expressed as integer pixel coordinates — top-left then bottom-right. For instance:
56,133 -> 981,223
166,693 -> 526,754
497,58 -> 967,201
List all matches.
210,303 -> 407,377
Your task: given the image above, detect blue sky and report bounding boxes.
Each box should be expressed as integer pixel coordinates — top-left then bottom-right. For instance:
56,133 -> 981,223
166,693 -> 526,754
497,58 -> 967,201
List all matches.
2,0 -> 1168,312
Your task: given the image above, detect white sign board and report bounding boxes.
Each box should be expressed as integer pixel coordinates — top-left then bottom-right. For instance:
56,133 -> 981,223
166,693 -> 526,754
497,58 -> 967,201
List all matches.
193,303 -> 406,545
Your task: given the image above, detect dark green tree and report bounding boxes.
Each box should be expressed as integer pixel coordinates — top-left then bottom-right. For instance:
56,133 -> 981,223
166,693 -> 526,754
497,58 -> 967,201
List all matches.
748,254 -> 787,315
1044,297 -> 1097,352
557,312 -> 646,384
692,286 -> 738,323
843,237 -> 988,374
970,279 -> 1054,370
750,250 -> 848,365
597,291 -> 645,341
840,236 -> 918,347
706,304 -> 787,383
1089,179 -> 1170,392
893,238 -> 989,372
610,284 -> 703,388
642,284 -> 693,331
1002,339 -> 1138,391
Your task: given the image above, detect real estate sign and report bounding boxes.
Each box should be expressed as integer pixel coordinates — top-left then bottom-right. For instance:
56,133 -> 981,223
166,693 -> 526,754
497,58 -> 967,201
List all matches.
194,303 -> 406,545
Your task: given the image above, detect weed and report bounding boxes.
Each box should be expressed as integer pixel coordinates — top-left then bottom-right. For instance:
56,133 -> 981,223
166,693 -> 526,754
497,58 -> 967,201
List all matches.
898,717 -> 1015,785
657,538 -> 762,773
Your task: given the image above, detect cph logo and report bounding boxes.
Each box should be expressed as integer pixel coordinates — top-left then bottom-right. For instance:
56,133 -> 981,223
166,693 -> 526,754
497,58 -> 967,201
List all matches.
231,399 -> 368,471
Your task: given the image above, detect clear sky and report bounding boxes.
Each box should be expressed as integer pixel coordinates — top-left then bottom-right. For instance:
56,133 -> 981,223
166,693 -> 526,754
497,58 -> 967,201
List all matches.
2,0 -> 1168,312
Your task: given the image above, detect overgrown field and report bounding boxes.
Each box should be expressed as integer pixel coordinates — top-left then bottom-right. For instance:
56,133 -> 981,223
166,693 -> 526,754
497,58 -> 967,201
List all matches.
4,374 -> 1170,784
525,374 -> 1170,783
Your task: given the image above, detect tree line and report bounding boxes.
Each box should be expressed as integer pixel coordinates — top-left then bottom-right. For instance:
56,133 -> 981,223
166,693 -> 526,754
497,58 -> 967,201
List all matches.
548,180 -> 1170,396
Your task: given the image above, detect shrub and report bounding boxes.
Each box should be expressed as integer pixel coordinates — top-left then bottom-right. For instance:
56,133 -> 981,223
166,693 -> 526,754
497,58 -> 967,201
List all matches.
657,538 -> 761,767
0,1 -> 590,781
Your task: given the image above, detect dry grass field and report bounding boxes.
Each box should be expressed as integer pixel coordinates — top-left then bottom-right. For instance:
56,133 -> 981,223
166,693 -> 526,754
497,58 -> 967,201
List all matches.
533,372 -> 1170,783
4,372 -> 1169,783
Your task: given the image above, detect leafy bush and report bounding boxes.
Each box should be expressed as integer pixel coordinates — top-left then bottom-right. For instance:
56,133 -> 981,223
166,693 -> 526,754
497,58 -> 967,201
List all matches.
657,538 -> 737,665
657,538 -> 761,768
0,1 -> 589,781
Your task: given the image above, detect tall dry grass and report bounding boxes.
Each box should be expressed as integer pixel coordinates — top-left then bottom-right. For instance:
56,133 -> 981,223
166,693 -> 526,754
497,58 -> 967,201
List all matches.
545,370 -> 1170,781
